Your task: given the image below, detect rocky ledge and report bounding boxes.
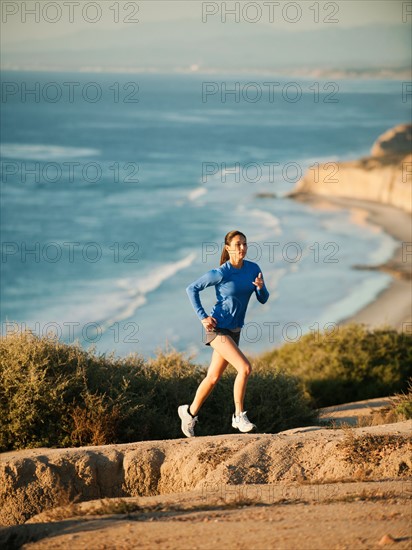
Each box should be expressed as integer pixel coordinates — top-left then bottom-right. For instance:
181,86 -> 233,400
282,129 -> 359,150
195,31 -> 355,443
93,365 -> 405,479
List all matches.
289,124 -> 412,213
1,421 -> 410,526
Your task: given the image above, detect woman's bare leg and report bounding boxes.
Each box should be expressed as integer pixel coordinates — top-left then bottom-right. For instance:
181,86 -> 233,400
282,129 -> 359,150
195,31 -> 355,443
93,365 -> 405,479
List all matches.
189,349 -> 228,416
209,335 -> 252,416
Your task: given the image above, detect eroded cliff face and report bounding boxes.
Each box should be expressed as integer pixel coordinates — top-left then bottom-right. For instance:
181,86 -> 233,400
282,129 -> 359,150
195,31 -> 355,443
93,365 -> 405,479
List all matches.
1,424 -> 411,526
290,124 -> 412,213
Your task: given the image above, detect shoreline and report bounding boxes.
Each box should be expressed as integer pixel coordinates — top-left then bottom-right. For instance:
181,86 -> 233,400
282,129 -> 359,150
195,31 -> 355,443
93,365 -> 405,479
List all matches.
1,67 -> 410,80
291,193 -> 412,333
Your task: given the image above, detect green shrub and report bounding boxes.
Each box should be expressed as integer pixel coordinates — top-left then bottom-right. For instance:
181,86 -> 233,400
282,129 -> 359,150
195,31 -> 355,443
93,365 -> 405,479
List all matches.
257,323 -> 412,407
0,330 -> 146,450
0,330 -> 315,451
391,378 -> 412,420
190,361 -> 316,437
3,322 -> 408,451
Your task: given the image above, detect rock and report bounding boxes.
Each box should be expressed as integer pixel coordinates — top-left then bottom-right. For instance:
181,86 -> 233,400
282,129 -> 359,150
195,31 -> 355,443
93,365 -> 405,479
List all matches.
378,533 -> 396,545
289,124 -> 412,213
371,124 -> 412,157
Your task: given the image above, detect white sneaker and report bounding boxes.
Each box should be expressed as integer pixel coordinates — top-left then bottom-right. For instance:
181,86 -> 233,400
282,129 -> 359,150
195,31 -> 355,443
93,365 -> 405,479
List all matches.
232,411 -> 256,433
178,404 -> 198,437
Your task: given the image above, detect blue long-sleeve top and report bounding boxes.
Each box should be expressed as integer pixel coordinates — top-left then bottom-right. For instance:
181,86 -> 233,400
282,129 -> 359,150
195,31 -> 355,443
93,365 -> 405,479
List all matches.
186,260 -> 269,330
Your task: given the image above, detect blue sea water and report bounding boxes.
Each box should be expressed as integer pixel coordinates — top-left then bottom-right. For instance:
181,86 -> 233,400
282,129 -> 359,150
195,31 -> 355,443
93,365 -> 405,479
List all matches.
0,72 -> 408,364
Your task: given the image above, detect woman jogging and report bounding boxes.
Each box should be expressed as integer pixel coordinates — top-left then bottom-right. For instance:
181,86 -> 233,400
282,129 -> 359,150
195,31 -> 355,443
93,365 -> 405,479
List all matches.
178,230 -> 269,437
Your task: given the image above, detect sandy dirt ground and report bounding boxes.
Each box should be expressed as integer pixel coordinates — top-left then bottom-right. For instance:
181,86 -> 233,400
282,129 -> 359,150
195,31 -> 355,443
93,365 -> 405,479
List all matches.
4,479 -> 412,550
319,396 -> 393,426
1,398 -> 410,550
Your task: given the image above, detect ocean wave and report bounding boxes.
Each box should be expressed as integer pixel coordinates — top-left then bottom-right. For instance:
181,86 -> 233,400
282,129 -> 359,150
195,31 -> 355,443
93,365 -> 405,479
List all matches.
247,208 -> 283,235
93,252 -> 197,332
188,187 -> 207,201
0,143 -> 101,161
19,252 -> 198,342
192,109 -> 238,116
163,112 -> 210,124
207,156 -> 336,185
68,122 -> 135,130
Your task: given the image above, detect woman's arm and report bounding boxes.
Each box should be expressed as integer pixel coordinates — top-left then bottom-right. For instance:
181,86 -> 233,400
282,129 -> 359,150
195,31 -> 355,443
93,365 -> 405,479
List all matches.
186,268 -> 224,321
253,271 -> 269,304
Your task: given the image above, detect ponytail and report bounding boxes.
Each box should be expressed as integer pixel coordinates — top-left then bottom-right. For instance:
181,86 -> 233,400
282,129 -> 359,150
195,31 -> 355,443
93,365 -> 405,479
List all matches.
220,230 -> 247,265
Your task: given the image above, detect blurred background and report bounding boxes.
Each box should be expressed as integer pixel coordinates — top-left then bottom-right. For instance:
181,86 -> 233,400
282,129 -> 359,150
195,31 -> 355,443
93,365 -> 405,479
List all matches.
1,1 -> 411,363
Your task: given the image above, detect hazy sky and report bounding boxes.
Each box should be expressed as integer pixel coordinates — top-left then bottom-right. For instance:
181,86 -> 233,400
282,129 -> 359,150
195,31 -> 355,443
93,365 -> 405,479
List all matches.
1,0 -> 408,46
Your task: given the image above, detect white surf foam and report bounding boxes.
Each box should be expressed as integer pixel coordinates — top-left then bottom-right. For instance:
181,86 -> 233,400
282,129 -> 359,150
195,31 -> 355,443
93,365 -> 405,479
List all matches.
95,252 -> 197,331
163,112 -> 209,124
0,144 -> 100,161
249,208 -> 282,232
318,274 -> 392,327
21,252 -> 198,342
188,187 -> 207,201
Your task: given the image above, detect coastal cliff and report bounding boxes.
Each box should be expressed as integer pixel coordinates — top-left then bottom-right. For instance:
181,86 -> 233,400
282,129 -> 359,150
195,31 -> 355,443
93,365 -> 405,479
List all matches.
289,124 -> 412,213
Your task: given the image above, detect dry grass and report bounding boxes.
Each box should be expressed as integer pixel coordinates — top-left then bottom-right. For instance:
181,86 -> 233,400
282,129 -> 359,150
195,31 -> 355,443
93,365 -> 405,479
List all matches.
356,380 -> 412,427
338,427 -> 411,468
323,488 -> 410,504
390,378 -> 412,419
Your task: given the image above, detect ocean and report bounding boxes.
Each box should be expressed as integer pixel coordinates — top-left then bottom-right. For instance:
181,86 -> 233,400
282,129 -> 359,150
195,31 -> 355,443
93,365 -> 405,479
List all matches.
0,72 -> 408,364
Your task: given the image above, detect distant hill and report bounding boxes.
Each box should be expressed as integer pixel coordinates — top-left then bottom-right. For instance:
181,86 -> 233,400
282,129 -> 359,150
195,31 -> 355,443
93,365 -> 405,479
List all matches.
2,20 -> 409,74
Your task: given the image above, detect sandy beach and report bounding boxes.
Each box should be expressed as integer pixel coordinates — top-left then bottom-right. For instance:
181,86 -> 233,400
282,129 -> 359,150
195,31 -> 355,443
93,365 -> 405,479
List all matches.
292,193 -> 412,333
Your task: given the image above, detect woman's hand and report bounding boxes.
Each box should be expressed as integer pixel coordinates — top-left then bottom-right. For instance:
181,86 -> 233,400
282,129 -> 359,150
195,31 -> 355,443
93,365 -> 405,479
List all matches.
252,272 -> 264,290
202,316 -> 217,331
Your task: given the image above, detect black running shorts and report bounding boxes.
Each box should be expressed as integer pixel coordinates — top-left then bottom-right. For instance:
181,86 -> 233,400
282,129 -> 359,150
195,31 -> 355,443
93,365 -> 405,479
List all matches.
204,327 -> 241,347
